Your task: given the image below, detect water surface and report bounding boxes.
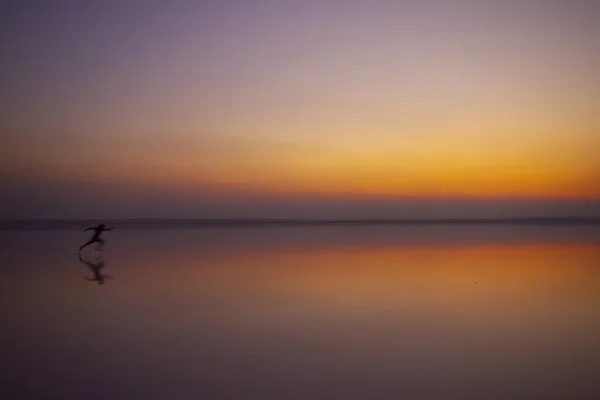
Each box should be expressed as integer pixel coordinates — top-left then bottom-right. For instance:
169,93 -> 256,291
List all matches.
1,225 -> 599,399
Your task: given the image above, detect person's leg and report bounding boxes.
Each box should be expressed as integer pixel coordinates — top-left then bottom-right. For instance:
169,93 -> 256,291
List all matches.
79,239 -> 95,252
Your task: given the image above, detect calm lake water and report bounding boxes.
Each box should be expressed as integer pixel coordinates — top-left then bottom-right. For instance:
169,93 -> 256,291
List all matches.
1,225 -> 599,399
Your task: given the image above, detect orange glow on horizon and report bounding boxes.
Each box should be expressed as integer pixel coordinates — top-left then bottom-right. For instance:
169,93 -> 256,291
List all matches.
12,156 -> 598,200
149,241 -> 600,313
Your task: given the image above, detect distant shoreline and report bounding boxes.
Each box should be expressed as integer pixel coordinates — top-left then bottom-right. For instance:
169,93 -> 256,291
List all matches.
1,217 -> 600,229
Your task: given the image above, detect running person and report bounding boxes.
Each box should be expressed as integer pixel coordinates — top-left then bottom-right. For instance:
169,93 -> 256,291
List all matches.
79,224 -> 113,253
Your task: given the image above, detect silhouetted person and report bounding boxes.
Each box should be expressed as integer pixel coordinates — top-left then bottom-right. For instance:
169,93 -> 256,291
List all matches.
79,224 -> 113,253
79,254 -> 112,285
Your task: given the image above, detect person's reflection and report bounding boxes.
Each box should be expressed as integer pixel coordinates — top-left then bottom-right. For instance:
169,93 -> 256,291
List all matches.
79,254 -> 113,285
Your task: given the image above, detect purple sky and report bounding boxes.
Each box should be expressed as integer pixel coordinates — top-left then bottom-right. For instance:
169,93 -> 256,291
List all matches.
2,0 -> 599,218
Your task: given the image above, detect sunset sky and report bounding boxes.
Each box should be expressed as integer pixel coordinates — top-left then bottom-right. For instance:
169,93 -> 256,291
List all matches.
2,0 -> 599,218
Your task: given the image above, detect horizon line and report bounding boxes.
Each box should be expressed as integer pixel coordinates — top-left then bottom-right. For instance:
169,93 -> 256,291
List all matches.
2,216 -> 600,228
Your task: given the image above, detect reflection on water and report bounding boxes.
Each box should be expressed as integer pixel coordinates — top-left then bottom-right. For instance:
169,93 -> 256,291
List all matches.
79,254 -> 113,285
1,226 -> 599,399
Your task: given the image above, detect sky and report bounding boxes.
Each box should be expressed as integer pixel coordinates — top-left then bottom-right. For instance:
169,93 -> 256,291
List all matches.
1,0 -> 599,219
